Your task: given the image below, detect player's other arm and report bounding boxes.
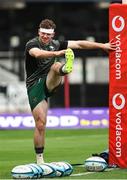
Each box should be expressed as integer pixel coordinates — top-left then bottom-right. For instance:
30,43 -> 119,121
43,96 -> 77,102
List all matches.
29,47 -> 66,59
68,40 -> 116,52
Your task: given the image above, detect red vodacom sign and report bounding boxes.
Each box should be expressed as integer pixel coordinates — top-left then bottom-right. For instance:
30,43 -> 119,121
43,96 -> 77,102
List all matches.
109,4 -> 127,167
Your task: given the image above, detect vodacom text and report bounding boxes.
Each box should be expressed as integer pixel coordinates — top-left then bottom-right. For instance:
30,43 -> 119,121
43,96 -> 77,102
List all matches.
112,16 -> 125,80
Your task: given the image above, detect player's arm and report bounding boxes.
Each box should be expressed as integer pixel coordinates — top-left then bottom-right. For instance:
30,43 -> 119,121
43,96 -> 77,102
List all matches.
67,40 -> 116,52
29,47 -> 66,58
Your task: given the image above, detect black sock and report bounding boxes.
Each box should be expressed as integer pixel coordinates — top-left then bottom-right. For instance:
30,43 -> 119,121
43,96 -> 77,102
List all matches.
59,64 -> 68,76
34,147 -> 44,154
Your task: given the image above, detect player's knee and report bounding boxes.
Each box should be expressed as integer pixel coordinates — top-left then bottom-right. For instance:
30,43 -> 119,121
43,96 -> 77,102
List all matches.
51,62 -> 61,71
37,120 -> 46,131
36,115 -> 46,131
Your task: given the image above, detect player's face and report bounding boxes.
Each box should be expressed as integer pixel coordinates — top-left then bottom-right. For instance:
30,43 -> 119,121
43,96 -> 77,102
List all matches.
38,31 -> 54,44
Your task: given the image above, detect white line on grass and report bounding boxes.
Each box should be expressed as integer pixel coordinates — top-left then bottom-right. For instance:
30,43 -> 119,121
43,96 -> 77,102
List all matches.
71,171 -> 94,176
71,168 -> 117,177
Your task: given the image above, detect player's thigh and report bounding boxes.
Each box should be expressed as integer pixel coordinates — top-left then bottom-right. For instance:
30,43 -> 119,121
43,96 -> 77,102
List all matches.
46,63 -> 63,91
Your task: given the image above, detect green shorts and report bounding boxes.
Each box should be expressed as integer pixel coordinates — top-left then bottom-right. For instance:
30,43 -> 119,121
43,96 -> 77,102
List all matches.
27,78 -> 51,111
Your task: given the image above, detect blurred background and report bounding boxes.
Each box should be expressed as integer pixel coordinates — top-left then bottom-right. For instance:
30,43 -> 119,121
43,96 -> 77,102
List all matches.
0,0 -> 114,113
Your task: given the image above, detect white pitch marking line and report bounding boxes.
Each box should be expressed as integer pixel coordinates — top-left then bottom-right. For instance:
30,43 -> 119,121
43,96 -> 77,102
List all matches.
71,168 -> 117,177
71,171 -> 94,176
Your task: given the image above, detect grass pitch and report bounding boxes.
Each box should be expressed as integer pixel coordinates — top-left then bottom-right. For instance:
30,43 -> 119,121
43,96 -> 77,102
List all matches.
0,128 -> 126,179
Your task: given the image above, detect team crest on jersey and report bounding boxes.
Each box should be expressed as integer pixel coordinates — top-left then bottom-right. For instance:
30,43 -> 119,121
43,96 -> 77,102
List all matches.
32,97 -> 38,103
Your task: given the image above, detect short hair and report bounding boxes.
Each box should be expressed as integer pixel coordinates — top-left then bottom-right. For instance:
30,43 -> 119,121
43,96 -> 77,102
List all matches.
39,19 -> 56,29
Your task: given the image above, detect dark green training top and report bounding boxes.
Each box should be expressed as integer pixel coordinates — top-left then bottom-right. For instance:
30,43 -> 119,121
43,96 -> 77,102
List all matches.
25,36 -> 68,88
